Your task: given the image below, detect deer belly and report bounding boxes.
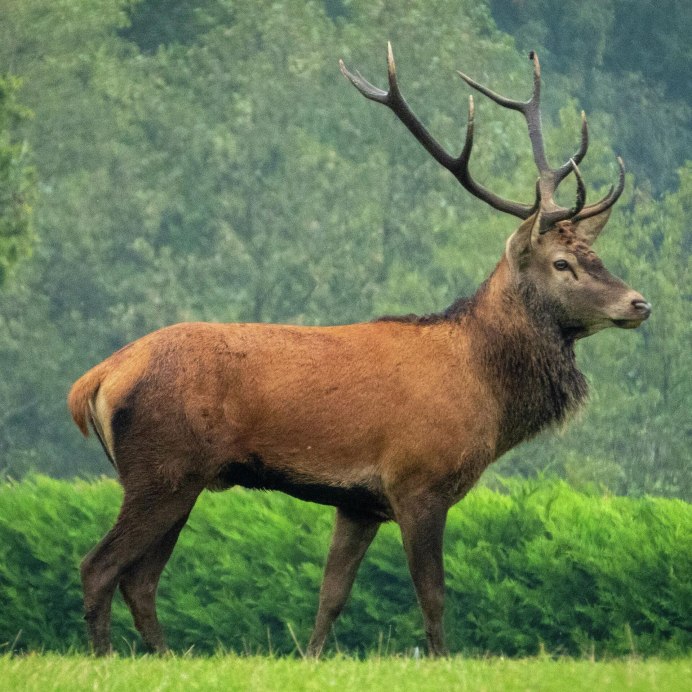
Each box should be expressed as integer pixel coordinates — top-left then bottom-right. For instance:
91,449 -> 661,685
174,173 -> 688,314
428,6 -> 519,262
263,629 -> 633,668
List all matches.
214,453 -> 392,520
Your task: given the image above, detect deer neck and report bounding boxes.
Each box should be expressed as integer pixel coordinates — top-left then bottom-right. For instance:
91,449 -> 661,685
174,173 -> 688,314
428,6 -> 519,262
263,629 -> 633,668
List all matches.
469,257 -> 588,455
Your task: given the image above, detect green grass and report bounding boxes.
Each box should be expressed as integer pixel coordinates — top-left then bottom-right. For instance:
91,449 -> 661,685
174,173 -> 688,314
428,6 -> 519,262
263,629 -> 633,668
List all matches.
1,654 -> 690,692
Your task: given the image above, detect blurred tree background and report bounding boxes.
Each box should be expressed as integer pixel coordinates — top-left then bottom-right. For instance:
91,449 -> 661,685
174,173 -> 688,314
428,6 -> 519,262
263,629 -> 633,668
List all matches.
0,0 -> 688,498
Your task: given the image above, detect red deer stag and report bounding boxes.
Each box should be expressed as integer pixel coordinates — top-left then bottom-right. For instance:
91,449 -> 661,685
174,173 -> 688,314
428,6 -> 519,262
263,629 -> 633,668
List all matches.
68,44 -> 651,656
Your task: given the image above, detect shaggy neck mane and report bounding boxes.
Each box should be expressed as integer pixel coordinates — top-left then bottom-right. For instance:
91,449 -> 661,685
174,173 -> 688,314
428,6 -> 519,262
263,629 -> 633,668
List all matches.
472,260 -> 588,453
489,289 -> 587,454
375,278 -> 491,325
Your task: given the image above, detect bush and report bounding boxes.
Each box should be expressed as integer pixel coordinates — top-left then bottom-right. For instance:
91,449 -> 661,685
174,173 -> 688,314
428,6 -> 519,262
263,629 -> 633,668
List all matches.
0,476 -> 689,656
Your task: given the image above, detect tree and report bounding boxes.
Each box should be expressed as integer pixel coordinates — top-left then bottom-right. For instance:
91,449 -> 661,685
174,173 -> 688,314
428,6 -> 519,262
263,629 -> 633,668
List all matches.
489,0 -> 692,193
0,74 -> 34,285
0,0 -> 687,497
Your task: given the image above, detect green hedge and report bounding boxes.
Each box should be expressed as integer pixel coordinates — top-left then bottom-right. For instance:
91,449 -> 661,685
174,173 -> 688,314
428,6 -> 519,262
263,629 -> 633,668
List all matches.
0,476 -> 689,657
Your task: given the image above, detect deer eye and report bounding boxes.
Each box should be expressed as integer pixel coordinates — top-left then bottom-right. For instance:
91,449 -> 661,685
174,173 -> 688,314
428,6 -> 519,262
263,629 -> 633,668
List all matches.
553,259 -> 570,271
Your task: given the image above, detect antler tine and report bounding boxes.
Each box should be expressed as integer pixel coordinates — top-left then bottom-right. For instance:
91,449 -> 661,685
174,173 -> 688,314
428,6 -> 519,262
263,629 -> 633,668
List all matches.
539,158 -> 587,233
456,68 -> 530,113
572,159 -> 587,212
573,156 -> 626,222
337,60 -> 389,105
554,112 -> 589,186
339,47 -> 453,171
340,43 -> 535,219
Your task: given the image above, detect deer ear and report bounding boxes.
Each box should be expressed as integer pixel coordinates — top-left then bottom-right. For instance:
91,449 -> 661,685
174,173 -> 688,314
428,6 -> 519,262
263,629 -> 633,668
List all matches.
574,207 -> 612,246
506,212 -> 540,269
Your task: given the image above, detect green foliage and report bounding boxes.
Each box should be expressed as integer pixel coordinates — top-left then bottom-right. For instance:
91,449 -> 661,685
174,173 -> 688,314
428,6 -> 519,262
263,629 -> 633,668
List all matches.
0,74 -> 34,285
1,477 -> 689,657
120,0 -> 234,53
0,0 -> 687,498
490,0 -> 692,193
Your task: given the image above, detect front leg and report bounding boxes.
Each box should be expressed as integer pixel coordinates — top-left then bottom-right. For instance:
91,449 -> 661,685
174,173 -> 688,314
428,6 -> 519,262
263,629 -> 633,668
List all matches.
307,508 -> 380,657
395,497 -> 449,656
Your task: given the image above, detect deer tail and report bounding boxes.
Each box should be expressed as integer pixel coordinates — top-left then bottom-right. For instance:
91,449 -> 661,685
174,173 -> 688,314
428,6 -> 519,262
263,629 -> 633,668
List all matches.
67,363 -> 108,438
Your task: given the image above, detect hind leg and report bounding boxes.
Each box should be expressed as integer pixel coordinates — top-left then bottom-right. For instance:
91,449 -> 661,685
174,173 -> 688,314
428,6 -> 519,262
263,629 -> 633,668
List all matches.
80,481 -> 201,655
118,512 -> 191,652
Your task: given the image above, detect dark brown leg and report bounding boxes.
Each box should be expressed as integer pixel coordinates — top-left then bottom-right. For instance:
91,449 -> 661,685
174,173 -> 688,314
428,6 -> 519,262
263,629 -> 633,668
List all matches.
306,509 -> 380,657
395,500 -> 449,656
118,512 -> 191,653
80,482 -> 201,655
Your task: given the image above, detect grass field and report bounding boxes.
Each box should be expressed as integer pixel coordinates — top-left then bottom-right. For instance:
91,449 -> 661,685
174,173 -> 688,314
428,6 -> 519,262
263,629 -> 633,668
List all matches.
1,654 -> 690,692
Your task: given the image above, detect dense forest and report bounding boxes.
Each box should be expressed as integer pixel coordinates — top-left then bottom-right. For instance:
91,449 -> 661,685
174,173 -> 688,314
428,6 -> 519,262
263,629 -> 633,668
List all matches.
0,0 -> 689,498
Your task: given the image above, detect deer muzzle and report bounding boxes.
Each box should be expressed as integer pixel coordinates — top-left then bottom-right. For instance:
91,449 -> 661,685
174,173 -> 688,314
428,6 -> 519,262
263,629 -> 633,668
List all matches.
613,295 -> 651,328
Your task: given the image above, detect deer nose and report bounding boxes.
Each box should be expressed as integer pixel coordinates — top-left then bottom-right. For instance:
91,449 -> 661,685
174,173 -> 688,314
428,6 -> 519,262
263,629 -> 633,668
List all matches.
632,299 -> 651,318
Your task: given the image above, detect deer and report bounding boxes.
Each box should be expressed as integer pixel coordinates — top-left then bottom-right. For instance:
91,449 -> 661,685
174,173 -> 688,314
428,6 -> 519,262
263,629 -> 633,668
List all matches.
68,43 -> 651,657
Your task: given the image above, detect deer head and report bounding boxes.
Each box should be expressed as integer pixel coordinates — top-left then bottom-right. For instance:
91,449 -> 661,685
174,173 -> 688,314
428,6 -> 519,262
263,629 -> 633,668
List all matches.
340,45 -> 651,339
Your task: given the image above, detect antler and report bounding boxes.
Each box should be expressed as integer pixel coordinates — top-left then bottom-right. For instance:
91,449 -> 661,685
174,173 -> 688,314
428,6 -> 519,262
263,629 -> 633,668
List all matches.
573,156 -> 625,222
340,43 -> 624,233
339,43 -> 534,219
458,50 -> 588,231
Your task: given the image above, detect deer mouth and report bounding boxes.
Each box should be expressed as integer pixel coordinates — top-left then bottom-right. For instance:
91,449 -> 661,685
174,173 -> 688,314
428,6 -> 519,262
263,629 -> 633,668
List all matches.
612,317 -> 646,329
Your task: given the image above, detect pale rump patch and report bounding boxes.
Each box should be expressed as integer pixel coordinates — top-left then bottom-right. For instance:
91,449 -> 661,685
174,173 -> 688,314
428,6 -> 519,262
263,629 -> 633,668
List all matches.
90,387 -> 117,466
